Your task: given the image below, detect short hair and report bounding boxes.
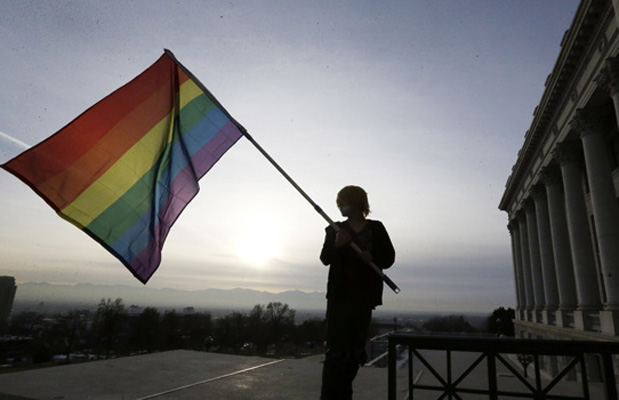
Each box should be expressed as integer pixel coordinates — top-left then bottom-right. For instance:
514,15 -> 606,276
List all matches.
336,185 -> 370,217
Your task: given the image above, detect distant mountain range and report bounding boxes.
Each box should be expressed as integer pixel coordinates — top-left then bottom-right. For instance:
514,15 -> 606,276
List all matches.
13,282 -> 327,314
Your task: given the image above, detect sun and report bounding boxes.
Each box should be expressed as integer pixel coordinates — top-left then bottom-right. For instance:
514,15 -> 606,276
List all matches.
236,220 -> 279,266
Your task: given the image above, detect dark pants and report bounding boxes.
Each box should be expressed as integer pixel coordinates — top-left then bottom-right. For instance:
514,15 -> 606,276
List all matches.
320,300 -> 372,400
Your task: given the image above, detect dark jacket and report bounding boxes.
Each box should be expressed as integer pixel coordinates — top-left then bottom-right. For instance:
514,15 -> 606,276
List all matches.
320,219 -> 395,308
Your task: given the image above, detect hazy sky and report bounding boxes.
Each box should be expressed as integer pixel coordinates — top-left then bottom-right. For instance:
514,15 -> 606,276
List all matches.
0,1 -> 579,313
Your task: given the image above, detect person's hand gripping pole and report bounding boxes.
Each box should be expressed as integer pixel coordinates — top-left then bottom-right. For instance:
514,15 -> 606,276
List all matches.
329,219 -> 401,294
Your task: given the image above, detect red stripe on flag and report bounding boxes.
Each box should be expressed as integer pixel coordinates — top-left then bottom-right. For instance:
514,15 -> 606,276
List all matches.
3,55 -> 185,189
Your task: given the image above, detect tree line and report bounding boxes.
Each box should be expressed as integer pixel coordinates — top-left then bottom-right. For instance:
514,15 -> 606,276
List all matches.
420,307 -> 515,336
3,300 -> 515,367
3,298 -> 325,365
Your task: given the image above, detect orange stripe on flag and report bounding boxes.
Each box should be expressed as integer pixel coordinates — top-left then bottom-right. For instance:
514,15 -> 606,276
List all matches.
39,80 -> 175,209
6,56 -> 176,189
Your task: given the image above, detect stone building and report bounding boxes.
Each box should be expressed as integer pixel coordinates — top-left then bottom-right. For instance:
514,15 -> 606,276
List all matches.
499,0 -> 619,343
0,276 -> 17,326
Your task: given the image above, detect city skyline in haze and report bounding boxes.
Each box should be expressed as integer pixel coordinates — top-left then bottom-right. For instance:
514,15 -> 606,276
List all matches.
0,1 -> 580,313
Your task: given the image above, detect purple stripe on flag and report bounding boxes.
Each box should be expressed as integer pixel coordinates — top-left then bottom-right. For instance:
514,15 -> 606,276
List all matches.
192,122 -> 242,178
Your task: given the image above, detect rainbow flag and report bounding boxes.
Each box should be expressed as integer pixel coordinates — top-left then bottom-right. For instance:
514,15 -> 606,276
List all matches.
1,51 -> 244,283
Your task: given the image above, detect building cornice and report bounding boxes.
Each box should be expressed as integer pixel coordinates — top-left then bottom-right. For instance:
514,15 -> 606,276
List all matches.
499,0 -> 612,213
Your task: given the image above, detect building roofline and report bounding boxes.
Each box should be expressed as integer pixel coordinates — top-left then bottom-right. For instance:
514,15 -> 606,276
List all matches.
499,0 -> 610,213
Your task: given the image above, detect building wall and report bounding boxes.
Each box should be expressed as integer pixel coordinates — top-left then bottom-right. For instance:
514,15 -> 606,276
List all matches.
500,0 -> 619,340
0,276 -> 17,325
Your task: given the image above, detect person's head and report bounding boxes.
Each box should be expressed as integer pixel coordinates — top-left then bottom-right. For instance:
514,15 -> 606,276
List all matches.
336,185 -> 370,218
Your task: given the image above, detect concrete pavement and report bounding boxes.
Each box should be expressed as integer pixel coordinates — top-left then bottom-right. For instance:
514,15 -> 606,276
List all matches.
0,351 -> 394,400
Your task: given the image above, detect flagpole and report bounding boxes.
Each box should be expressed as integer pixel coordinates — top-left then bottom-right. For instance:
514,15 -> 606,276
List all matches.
165,49 -> 400,294
242,132 -> 400,294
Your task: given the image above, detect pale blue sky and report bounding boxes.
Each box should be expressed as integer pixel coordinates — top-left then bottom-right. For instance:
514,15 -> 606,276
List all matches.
0,1 -> 579,312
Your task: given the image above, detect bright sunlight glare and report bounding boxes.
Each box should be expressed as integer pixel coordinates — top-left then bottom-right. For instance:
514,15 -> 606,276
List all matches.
237,219 -> 279,266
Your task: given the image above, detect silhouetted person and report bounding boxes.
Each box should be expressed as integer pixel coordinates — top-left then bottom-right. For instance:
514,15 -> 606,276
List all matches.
320,185 -> 395,400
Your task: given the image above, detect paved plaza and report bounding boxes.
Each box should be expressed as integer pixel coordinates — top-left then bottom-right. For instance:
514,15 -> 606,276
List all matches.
0,350 -> 392,400
0,348 -> 607,399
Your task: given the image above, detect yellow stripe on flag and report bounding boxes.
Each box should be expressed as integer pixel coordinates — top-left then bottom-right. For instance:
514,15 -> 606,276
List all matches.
180,79 -> 204,109
60,80 -> 204,228
61,80 -> 204,227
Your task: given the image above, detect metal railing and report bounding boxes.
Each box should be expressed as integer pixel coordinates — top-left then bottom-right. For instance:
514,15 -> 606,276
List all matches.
388,333 -> 619,400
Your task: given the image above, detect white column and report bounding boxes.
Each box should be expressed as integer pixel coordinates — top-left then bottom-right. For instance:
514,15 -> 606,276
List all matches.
540,166 -> 578,311
525,200 -> 546,312
571,109 -> 619,310
614,1 -> 619,28
596,57 -> 619,123
595,62 -> 619,333
518,212 -> 535,313
509,220 -> 525,313
553,143 -> 602,310
532,185 -> 559,311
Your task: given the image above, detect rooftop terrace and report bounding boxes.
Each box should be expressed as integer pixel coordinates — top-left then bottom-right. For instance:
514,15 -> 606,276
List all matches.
0,350 -> 390,399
